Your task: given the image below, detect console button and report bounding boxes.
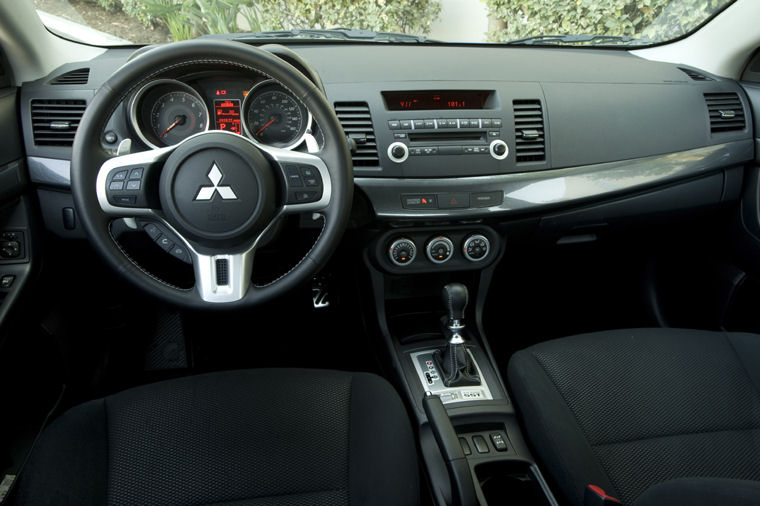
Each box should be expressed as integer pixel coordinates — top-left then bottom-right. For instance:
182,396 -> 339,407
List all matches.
0,275 -> 15,289
439,193 -> 470,209
463,146 -> 475,154
488,130 -> 500,138
394,133 -> 407,139
446,119 -> 458,128
481,119 -> 492,128
401,194 -> 437,209
490,433 -> 508,452
472,191 -> 503,208
399,120 -> 412,129
424,119 -> 435,129
459,119 -> 470,128
388,120 -> 400,129
472,436 -> 489,454
413,120 -> 425,129
421,147 -> 438,156
463,234 -> 491,262
493,119 -> 503,127
459,437 -> 472,456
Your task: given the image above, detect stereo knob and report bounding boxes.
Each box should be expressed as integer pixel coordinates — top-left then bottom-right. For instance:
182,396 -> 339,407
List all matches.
426,236 -> 454,264
463,234 -> 491,262
389,238 -> 416,266
489,139 -> 509,160
387,142 -> 409,163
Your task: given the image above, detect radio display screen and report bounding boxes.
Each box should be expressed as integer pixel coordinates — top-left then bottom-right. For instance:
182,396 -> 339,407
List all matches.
214,99 -> 241,134
382,90 -> 491,111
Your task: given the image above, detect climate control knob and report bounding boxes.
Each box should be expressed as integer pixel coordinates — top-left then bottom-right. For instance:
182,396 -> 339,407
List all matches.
389,238 -> 416,266
387,142 -> 409,163
426,236 -> 454,264
463,234 -> 491,262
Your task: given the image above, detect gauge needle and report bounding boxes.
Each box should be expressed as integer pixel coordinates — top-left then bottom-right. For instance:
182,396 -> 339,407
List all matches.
255,118 -> 276,136
160,115 -> 186,138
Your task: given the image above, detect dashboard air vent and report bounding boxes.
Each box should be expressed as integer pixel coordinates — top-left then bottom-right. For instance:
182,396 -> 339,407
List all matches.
49,68 -> 90,85
513,100 -> 545,163
31,99 -> 86,146
334,102 -> 379,167
704,92 -> 745,133
679,67 -> 713,81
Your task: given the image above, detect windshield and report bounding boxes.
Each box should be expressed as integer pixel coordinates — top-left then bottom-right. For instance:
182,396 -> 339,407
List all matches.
32,0 -> 735,47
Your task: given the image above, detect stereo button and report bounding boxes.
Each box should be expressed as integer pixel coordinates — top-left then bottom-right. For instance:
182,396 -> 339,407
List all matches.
424,120 -> 435,129
399,120 -> 412,129
388,120 -> 400,129
413,120 -> 425,129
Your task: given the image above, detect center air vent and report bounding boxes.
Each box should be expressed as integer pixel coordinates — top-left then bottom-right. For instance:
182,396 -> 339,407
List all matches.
704,92 -> 745,133
31,99 -> 87,146
679,67 -> 714,81
513,100 -> 545,163
334,102 -> 379,167
49,68 -> 90,85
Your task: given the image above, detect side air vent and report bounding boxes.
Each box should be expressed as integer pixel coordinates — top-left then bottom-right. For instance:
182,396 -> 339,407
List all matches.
513,99 -> 545,163
49,68 -> 90,85
679,67 -> 714,81
704,92 -> 745,133
334,102 -> 379,167
31,99 -> 87,146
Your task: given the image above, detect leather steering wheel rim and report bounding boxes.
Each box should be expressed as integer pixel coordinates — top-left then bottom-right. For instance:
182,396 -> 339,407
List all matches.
71,40 -> 353,309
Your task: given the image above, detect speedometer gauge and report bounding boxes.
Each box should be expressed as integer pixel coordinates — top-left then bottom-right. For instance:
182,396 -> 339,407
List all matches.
242,81 -> 311,149
130,80 -> 209,148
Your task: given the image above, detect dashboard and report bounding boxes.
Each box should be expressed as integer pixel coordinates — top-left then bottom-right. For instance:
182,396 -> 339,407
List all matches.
17,42 -> 759,273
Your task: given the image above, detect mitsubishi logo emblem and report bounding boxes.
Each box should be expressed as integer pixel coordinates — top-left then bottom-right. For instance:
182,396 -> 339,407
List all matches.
194,163 -> 237,201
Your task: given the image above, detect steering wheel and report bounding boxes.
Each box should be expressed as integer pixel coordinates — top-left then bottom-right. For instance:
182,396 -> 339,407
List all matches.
71,40 -> 353,309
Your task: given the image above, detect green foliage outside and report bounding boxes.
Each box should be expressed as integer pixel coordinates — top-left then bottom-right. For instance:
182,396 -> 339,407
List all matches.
83,0 -> 440,41
483,0 -> 732,43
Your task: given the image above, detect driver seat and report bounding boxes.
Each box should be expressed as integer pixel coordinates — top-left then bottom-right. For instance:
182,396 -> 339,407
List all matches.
16,369 -> 419,505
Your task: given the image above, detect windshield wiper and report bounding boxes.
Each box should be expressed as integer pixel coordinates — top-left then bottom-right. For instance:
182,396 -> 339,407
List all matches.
503,34 -> 654,46
203,28 -> 436,43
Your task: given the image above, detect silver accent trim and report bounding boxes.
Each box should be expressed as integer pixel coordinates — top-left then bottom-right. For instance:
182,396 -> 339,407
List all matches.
489,139 -> 509,160
425,236 -> 454,264
411,350 -> 493,404
388,237 -> 416,266
356,140 -> 754,218
462,234 -> 490,262
387,141 -> 409,163
241,79 -> 314,151
28,156 -> 70,186
128,79 -> 210,150
193,247 -> 255,303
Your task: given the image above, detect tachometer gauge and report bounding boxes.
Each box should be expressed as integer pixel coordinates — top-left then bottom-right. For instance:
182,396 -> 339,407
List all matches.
130,80 -> 209,148
242,80 -> 311,149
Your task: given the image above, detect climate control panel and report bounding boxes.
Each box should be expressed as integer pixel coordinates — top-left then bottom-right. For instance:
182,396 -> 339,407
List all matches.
376,226 -> 499,274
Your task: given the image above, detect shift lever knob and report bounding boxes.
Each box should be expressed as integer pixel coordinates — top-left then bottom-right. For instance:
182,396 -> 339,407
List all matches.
442,283 -> 468,322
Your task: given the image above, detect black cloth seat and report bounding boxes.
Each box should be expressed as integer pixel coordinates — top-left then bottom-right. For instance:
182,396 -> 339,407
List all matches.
508,328 -> 760,506
17,369 -> 418,506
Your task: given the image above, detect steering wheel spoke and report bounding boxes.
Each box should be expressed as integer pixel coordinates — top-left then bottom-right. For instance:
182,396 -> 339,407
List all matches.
256,145 -> 332,215
191,245 -> 256,303
96,144 -> 174,217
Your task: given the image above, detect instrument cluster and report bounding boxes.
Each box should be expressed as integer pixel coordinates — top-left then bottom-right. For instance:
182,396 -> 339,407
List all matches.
128,74 -> 314,151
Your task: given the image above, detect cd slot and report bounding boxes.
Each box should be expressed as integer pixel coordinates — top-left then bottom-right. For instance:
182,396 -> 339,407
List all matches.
408,132 -> 485,143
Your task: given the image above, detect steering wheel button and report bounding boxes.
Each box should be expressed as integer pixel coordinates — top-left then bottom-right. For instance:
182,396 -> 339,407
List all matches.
112,170 -> 128,181
304,177 -> 319,187
109,181 -> 124,191
155,234 -> 174,252
295,191 -> 318,202
170,245 -> 190,263
299,166 -> 317,178
126,180 -> 141,191
143,223 -> 161,240
111,195 -> 136,206
129,167 -> 144,180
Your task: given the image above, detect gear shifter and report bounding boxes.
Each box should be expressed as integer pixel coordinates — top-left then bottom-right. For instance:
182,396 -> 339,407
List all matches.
434,283 -> 481,387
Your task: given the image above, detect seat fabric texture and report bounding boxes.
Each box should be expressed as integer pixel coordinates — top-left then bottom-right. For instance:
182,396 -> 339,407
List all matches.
508,328 -> 760,506
17,368 -> 418,506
